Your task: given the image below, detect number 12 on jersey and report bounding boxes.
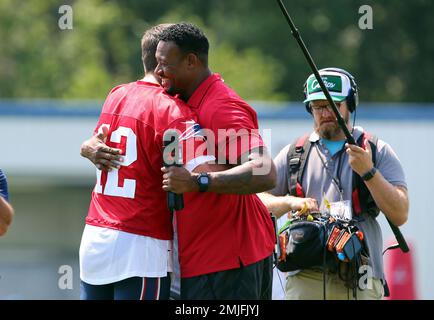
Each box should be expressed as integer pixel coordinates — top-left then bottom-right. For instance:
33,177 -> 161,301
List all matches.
95,125 -> 138,199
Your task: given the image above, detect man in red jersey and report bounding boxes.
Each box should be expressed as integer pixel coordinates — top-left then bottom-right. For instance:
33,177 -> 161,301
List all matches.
78,24 -> 214,300
155,23 -> 277,299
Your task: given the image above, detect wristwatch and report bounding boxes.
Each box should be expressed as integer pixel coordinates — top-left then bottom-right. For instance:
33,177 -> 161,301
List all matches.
197,172 -> 210,192
361,167 -> 377,181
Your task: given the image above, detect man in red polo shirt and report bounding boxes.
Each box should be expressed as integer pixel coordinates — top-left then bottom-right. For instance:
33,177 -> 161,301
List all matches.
156,22 -> 277,299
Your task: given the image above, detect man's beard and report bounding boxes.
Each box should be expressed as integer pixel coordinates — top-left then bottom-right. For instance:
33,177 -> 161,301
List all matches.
318,122 -> 342,139
161,78 -> 177,96
316,114 -> 350,139
165,85 -> 176,96
317,124 -> 341,140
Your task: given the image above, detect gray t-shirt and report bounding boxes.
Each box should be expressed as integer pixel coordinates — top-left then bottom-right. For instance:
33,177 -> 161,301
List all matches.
269,126 -> 407,280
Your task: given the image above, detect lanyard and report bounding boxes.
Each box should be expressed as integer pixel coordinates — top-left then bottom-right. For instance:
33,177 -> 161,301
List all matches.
314,142 -> 345,201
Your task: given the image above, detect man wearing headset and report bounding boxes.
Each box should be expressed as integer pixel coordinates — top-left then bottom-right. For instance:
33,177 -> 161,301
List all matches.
258,68 -> 409,300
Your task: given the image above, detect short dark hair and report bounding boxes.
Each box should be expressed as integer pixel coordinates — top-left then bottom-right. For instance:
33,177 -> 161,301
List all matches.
159,22 -> 209,65
141,24 -> 173,73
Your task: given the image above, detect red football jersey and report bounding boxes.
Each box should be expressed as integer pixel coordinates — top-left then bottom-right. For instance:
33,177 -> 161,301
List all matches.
86,80 -> 206,240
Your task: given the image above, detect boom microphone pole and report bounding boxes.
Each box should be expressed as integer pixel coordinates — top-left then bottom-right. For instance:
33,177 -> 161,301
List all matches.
276,0 -> 409,253
276,0 -> 355,145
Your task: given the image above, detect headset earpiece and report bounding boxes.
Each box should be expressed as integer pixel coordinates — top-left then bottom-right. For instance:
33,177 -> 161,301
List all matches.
346,88 -> 356,113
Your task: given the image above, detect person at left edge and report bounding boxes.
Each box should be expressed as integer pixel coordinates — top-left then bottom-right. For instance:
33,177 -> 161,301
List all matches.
78,24 -> 214,300
0,168 -> 14,236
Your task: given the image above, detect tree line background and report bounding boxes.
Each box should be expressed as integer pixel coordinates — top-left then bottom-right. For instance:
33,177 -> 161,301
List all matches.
1,0 -> 433,102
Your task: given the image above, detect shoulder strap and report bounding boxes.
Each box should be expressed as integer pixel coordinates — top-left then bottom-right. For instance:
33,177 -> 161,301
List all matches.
287,134 -> 312,197
352,131 -> 380,217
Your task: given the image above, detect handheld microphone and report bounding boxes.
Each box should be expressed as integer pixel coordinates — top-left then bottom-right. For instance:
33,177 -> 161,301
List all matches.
163,129 -> 184,213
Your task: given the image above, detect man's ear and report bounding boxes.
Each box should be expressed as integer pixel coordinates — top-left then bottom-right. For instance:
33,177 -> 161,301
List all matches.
186,53 -> 199,68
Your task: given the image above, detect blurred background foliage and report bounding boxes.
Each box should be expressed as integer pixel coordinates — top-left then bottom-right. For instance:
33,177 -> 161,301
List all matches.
0,0 -> 433,102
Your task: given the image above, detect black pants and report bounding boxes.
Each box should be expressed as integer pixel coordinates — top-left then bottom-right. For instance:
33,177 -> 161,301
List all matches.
181,255 -> 273,300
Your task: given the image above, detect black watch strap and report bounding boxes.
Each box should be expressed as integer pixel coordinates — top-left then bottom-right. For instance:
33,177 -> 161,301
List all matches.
197,172 -> 210,192
362,167 -> 377,181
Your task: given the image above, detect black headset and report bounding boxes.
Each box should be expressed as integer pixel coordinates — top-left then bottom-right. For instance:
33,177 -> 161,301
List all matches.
303,68 -> 359,114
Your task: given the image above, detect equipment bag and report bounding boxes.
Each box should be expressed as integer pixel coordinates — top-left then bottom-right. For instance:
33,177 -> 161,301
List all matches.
276,214 -> 365,273
276,218 -> 336,272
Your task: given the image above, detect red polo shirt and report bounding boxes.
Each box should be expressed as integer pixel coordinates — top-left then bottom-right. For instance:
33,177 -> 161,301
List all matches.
176,74 -> 276,278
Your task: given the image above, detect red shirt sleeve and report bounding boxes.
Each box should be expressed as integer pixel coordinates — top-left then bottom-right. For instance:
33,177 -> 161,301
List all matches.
207,100 -> 264,164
